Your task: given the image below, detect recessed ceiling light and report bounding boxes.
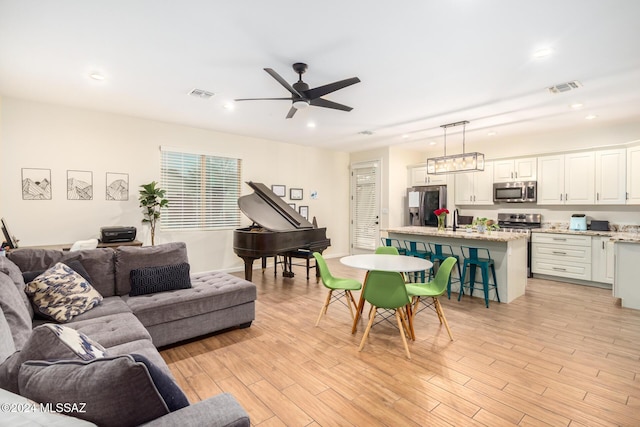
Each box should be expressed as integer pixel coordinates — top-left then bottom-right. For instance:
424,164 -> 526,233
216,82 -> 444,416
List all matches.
429,141 -> 437,146
487,131 -> 497,137
585,114 -> 598,120
223,102 -> 235,111
89,72 -> 104,81
402,134 -> 409,139
307,122 -> 316,128
533,47 -> 553,58
570,103 -> 584,110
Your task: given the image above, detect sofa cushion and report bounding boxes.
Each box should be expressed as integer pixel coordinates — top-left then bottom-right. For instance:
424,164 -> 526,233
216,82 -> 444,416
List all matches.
64,312 -> 151,348
0,273 -> 32,350
65,296 -> 132,322
25,262 -> 103,322
0,256 -> 33,317
105,338 -> 173,378
0,310 -> 16,364
129,262 -> 191,296
8,248 -> 117,297
122,271 -> 256,327
18,355 -> 189,427
23,259 -> 92,284
115,242 -> 188,296
0,323 -> 106,393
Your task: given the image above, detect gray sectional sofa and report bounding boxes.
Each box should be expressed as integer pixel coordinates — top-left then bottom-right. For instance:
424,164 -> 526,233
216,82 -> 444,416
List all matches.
0,242 -> 256,426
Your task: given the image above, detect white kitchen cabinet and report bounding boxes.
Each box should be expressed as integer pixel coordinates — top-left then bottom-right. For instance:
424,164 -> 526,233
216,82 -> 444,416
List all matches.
537,152 -> 594,205
626,145 -> 640,204
591,236 -> 614,284
614,242 -> 640,309
409,166 -> 448,186
532,233 -> 592,280
595,148 -> 626,205
454,162 -> 493,205
493,157 -> 537,183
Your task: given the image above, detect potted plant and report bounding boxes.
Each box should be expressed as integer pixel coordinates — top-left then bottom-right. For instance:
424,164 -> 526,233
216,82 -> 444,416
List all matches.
434,208 -> 449,231
472,218 -> 500,234
139,181 -> 169,246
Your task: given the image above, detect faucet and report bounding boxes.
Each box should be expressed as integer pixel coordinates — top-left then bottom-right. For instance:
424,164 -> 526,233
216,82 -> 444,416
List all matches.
452,209 -> 459,232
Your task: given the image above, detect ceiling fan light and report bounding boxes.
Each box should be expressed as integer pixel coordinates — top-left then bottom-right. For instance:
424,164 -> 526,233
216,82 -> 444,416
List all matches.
292,100 -> 310,110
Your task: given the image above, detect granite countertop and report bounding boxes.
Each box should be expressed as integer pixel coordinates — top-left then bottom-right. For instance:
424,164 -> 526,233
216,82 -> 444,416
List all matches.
385,226 -> 529,242
532,228 -> 640,244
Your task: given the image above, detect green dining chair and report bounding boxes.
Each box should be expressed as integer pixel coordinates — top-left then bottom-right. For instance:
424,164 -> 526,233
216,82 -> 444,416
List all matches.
358,270 -> 413,359
374,246 -> 400,255
313,252 -> 362,327
405,256 -> 456,341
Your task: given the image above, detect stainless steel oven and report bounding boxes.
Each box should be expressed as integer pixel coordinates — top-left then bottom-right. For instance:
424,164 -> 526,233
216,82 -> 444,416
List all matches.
498,213 -> 541,278
493,181 -> 537,203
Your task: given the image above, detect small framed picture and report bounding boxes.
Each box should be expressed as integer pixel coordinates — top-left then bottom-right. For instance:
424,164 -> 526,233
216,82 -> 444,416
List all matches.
288,203 -> 296,210
290,188 -> 303,200
299,205 -> 309,220
271,184 -> 286,197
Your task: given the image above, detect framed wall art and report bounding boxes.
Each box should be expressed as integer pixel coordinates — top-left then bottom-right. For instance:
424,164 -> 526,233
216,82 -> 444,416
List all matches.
271,184 -> 286,197
106,172 -> 129,201
67,170 -> 93,200
299,205 -> 309,220
21,168 -> 52,200
288,203 -> 296,210
290,188 -> 303,200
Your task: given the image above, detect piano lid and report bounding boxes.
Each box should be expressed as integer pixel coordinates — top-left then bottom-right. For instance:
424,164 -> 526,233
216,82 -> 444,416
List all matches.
238,181 -> 314,232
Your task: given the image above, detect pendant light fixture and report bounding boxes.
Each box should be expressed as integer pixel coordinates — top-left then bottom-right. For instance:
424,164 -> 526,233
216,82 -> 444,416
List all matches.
426,120 -> 485,174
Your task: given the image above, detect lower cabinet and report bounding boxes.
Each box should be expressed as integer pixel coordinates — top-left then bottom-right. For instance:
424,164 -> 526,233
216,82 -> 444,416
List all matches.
532,233 -> 592,281
591,236 -> 614,284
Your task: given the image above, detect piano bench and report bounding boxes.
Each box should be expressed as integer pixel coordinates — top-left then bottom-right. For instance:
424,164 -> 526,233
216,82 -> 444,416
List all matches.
286,250 -> 317,280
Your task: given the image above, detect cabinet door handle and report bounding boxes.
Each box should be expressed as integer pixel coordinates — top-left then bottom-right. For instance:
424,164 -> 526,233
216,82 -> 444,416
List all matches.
552,251 -> 567,255
602,241 -> 605,250
514,172 -> 518,179
552,238 -> 567,241
552,267 -> 567,271
560,194 -> 563,201
596,192 -> 599,201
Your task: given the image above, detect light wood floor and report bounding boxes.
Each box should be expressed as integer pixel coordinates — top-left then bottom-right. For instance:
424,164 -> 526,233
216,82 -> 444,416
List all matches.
160,258 -> 640,426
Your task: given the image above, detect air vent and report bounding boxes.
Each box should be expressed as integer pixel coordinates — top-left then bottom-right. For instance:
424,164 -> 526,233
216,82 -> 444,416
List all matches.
359,130 -> 374,135
548,80 -> 582,94
188,88 -> 215,99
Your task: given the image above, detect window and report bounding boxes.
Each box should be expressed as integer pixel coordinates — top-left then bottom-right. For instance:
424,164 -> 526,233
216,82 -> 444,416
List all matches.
160,148 -> 242,230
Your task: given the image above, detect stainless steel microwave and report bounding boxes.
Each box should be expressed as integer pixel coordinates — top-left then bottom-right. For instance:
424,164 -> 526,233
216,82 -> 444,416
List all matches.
493,181 -> 537,203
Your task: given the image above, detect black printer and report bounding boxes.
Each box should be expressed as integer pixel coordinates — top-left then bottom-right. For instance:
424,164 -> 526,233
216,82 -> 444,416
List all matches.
100,226 -> 137,243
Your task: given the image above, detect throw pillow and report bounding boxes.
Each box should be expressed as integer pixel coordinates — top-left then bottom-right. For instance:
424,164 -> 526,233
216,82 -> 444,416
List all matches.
0,256 -> 33,318
25,262 -> 103,322
0,323 -> 106,394
22,260 -> 92,285
18,355 -> 189,427
0,273 -> 32,350
129,262 -> 191,296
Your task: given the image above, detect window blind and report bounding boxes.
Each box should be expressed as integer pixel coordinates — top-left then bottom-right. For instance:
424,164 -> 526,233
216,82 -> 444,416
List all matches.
160,149 -> 242,230
353,166 -> 377,250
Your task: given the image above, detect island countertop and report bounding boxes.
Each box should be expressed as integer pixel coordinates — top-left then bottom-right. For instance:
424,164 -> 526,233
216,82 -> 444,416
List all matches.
384,226 -> 529,242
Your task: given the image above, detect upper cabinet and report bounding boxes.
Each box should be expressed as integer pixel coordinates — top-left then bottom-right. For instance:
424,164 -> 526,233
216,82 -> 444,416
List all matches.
454,162 -> 494,205
493,157 -> 537,183
409,166 -> 448,186
627,146 -> 640,204
595,148 -> 626,205
537,152 -> 595,205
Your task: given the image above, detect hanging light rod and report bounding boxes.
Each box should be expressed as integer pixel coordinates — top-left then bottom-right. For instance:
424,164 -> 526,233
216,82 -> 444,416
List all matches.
426,120 -> 485,175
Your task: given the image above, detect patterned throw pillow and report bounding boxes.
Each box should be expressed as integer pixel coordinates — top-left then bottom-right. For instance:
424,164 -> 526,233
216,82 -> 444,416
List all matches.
41,324 -> 106,360
129,262 -> 191,296
25,262 -> 103,322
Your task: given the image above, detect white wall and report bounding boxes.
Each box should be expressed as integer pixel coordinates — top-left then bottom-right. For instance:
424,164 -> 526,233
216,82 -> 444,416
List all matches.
0,97 -> 351,273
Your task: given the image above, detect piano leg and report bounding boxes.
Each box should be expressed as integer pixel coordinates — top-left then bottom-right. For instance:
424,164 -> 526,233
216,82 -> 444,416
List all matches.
241,257 -> 257,281
283,254 -> 294,278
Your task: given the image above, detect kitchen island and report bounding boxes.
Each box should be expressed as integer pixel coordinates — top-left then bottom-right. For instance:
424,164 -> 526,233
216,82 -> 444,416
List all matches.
610,234 -> 640,310
385,226 -> 528,304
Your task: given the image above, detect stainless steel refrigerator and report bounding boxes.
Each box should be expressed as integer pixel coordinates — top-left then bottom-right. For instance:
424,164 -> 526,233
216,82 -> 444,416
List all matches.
406,186 -> 447,227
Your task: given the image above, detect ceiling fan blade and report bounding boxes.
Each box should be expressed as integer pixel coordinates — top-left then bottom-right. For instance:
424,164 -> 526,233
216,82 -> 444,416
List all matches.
310,98 -> 353,112
234,97 -> 292,101
264,68 -> 303,97
286,106 -> 297,119
304,77 -> 361,100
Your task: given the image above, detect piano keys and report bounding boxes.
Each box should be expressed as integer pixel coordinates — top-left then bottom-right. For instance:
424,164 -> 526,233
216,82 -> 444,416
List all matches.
233,181 -> 331,281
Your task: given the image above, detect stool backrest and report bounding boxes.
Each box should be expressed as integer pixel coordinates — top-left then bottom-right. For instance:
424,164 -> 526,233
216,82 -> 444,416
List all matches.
460,246 -> 492,260
429,243 -> 454,256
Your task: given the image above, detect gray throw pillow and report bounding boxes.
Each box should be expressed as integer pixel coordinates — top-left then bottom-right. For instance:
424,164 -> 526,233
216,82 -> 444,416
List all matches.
0,323 -> 106,393
0,273 -> 32,350
129,262 -> 191,296
0,256 -> 33,318
19,355 -> 189,427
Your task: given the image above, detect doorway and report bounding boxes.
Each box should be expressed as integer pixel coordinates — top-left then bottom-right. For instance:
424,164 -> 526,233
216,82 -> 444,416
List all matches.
350,160 -> 380,254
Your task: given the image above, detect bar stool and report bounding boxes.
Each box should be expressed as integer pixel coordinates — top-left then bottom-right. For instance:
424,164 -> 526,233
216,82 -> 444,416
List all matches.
428,243 -> 462,298
458,246 -> 500,308
380,238 -> 407,255
403,240 -> 431,282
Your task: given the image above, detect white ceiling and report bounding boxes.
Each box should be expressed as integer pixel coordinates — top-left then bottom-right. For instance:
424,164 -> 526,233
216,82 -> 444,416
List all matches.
1,1 -> 639,153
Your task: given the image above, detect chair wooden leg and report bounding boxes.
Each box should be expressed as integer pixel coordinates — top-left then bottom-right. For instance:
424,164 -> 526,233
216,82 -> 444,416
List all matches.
395,310 -> 412,359
358,306 -> 377,352
345,290 -> 356,320
434,298 -> 453,341
315,290 -> 333,326
407,299 -> 418,341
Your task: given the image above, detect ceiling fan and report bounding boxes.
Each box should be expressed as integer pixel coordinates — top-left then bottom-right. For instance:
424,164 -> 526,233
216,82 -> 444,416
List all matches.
234,62 -> 361,118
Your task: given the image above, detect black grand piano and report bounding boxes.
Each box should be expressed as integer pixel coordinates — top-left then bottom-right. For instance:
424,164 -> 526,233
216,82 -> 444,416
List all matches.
233,181 -> 331,281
